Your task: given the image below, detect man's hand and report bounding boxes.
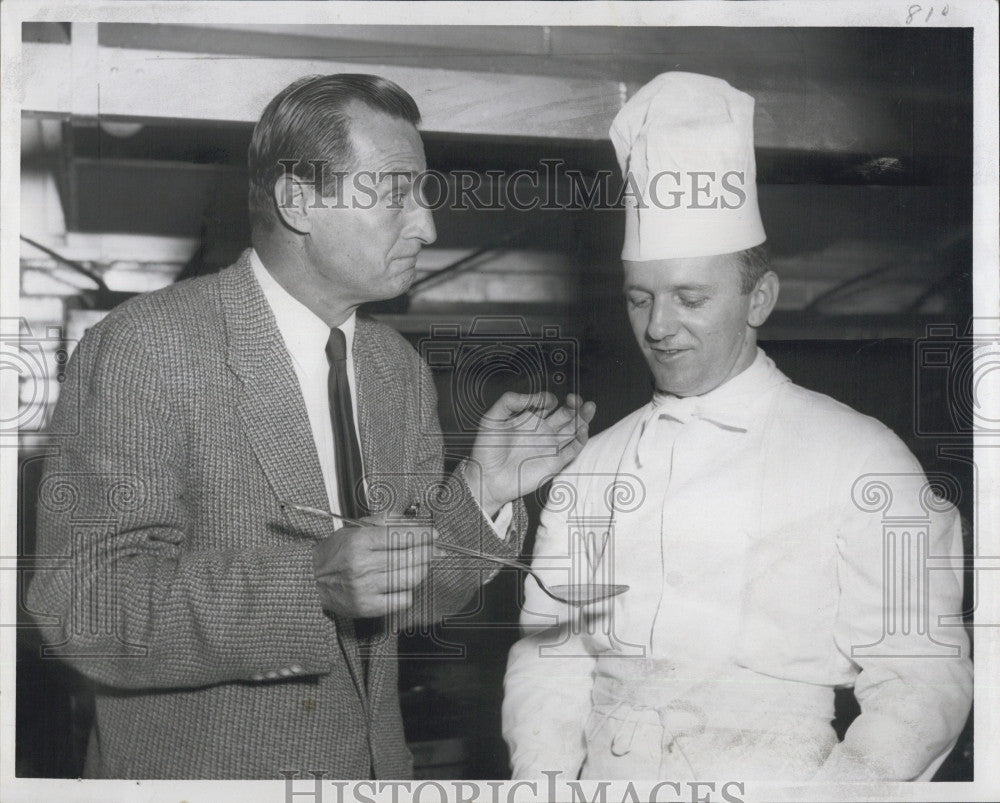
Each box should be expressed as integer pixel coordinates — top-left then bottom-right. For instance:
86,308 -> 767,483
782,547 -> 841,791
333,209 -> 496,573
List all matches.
312,514 -> 436,618
464,392 -> 597,517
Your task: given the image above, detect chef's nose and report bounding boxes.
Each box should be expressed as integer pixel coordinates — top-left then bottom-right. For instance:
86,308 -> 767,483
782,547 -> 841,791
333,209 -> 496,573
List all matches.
646,298 -> 680,342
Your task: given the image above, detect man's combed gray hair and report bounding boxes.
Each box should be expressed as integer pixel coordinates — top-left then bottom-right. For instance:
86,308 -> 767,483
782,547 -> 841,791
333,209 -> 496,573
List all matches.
248,73 -> 421,234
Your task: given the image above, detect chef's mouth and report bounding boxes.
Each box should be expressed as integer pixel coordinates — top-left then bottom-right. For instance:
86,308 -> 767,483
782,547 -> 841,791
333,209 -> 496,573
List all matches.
650,347 -> 690,357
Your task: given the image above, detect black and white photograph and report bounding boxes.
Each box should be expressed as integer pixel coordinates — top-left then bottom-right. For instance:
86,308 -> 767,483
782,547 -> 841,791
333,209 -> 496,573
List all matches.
1,2 -> 998,802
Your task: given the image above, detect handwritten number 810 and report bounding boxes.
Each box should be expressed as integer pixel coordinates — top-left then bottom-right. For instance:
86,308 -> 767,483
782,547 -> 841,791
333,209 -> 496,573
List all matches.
907,4 -> 949,24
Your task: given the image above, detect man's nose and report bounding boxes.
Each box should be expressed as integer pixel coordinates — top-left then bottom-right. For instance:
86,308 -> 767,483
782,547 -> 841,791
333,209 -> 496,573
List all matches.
408,203 -> 437,246
646,299 -> 679,342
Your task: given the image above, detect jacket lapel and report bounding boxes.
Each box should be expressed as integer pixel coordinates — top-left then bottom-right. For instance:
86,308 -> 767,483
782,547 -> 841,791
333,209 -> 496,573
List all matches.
219,252 -> 368,700
353,316 -> 407,703
220,253 -> 329,525
354,316 -> 406,492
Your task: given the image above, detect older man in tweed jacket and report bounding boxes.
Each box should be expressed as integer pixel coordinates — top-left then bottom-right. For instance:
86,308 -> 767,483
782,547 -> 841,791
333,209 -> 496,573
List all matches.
27,74 -> 595,779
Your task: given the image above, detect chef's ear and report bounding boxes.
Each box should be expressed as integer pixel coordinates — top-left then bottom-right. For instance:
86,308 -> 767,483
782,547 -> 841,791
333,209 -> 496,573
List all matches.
748,271 -> 779,329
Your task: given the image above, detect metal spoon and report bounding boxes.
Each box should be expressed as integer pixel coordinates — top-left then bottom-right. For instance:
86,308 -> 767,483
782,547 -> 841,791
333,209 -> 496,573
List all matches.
281,501 -> 629,607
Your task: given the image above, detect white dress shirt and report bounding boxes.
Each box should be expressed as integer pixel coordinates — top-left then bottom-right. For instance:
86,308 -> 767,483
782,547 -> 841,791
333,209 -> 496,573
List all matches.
251,250 -> 361,514
250,249 -> 512,535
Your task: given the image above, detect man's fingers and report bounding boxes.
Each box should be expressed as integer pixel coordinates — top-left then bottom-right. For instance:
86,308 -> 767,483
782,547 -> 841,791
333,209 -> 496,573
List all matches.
555,408 -> 595,458
480,394 -> 595,438
375,591 -> 416,615
574,402 -> 596,439
314,526 -> 432,617
558,398 -> 596,424
315,537 -> 433,580
374,558 -> 431,592
555,426 -> 586,455
354,589 -> 417,618
356,523 -> 436,550
491,391 -> 558,418
557,432 -> 587,460
371,526 -> 438,550
336,549 -> 430,591
545,401 -> 597,439
377,544 -> 434,581
542,405 -> 576,431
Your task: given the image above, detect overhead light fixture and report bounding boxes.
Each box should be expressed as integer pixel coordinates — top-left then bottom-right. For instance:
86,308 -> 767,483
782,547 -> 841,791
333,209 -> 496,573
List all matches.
98,120 -> 144,139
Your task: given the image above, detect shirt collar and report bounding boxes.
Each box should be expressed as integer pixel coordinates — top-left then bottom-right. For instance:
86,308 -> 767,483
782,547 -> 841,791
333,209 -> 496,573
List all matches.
647,348 -> 788,431
249,248 -> 355,366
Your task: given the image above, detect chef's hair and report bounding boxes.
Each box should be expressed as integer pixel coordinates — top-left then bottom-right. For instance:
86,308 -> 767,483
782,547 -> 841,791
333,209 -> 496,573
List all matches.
734,243 -> 771,294
248,73 -> 421,234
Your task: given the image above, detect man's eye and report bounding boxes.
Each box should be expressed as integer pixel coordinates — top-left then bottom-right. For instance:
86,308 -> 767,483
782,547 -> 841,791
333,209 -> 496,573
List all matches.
628,296 -> 651,309
679,296 -> 708,309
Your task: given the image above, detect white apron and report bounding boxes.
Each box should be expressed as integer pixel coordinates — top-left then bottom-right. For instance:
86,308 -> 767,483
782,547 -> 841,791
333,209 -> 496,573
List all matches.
580,659 -> 836,780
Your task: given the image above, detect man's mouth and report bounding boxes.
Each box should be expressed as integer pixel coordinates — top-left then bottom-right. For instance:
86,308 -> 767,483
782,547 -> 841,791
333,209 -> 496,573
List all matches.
650,347 -> 688,361
393,254 -> 420,272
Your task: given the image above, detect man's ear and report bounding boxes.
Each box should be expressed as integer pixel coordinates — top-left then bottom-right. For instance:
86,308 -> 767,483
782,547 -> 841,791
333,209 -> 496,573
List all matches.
272,174 -> 312,234
747,270 -> 780,328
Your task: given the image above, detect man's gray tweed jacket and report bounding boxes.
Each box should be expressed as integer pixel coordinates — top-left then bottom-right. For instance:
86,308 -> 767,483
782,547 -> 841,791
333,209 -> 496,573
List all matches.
27,251 -> 526,779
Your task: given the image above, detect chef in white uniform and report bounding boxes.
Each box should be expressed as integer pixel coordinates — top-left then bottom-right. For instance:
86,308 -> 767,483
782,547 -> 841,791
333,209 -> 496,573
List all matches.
502,72 -> 972,782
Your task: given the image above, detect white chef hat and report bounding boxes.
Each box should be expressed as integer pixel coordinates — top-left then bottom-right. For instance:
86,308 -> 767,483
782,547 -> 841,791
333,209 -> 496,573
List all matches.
610,72 -> 766,261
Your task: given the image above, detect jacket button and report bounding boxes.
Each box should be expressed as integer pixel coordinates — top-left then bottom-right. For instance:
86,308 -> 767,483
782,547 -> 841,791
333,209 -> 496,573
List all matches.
279,667 -> 292,677
266,670 -> 279,680
290,665 -> 303,674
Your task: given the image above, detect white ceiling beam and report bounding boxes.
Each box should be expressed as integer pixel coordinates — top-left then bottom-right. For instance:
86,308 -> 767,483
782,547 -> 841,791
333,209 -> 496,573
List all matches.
20,40 -> 902,151
70,23 -> 99,118
21,42 -> 626,140
196,23 -> 552,55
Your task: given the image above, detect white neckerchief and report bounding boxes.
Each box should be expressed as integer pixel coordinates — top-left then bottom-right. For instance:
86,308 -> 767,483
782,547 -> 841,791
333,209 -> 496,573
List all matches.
634,349 -> 785,468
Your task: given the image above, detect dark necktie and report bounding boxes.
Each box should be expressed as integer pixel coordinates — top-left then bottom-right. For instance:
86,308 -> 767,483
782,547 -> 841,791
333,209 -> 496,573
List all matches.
326,328 -> 375,674
325,328 -> 368,520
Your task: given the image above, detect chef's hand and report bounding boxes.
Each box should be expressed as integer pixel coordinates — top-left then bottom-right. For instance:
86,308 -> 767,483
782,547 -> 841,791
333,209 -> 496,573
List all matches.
312,514 -> 436,618
463,392 -> 597,518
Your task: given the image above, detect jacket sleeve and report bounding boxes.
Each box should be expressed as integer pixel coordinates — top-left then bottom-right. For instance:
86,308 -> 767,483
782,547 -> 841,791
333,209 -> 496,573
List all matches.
813,436 -> 973,781
502,471 -> 597,779
25,317 -> 338,690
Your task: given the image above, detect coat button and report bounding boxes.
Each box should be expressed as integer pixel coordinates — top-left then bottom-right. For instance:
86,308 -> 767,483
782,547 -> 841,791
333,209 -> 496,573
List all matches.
290,665 -> 303,674
266,670 -> 279,680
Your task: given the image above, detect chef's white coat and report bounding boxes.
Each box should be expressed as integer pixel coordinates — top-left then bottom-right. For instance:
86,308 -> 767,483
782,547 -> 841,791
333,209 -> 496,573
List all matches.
502,349 -> 971,781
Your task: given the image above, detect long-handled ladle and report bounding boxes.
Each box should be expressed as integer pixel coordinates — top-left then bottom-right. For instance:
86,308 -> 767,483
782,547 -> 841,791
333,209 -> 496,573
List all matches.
281,501 -> 629,607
